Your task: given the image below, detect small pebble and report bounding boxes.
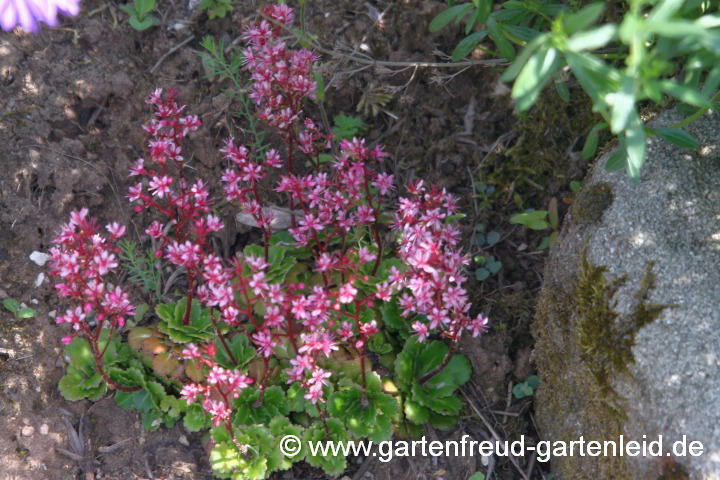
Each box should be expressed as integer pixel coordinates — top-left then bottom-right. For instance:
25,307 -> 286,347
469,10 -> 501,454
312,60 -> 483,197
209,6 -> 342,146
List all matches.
34,272 -> 45,287
29,251 -> 50,266
40,424 -> 49,435
178,435 -> 189,446
22,426 -> 34,436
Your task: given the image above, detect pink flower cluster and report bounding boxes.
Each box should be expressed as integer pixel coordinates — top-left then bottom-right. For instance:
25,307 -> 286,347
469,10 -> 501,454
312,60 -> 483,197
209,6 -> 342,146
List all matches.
243,4 -> 317,131
180,344 -> 254,427
278,137 -> 392,247
390,182 -> 490,342
128,89 -> 224,298
49,208 -> 134,345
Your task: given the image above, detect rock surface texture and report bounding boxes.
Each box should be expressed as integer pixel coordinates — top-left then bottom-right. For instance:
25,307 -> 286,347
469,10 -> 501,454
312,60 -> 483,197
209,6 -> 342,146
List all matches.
534,108 -> 720,480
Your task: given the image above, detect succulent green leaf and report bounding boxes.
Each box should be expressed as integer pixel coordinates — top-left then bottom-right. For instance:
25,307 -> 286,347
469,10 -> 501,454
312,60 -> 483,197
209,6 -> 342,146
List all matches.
475,268 -> 490,280
487,260 -> 502,274
404,399 -> 430,424
216,334 -> 256,370
184,401 -> 211,432
59,366 -> 107,401
302,419 -> 348,476
233,386 -> 290,426
428,411 -> 459,430
129,14 -> 154,30
210,442 -> 243,475
2,298 -> 19,314
16,307 -> 36,318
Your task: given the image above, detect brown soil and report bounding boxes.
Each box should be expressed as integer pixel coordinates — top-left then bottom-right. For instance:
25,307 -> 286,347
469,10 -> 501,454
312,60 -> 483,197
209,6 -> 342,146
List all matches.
0,1 -> 583,479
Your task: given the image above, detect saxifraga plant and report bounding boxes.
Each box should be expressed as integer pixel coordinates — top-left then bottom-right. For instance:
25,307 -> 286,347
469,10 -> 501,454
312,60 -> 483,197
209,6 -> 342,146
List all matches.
49,5 -> 491,479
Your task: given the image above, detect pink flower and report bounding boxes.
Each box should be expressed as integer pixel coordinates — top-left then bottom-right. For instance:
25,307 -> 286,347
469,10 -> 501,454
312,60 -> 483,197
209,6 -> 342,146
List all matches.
93,250 -> 118,276
337,283 -> 357,304
149,175 -> 172,198
412,322 -> 429,342
105,222 -> 126,239
469,314 -> 490,337
252,329 -> 276,357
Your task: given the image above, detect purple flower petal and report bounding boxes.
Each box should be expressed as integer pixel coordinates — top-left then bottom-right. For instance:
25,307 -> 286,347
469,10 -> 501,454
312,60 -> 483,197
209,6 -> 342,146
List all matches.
0,0 -> 80,33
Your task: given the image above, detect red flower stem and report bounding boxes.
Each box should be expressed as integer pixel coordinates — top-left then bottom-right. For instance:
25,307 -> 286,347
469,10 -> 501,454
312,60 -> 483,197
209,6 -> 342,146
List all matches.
213,318 -> 237,365
183,271 -> 195,325
89,336 -> 141,392
418,339 -> 458,385
286,134 -> 297,229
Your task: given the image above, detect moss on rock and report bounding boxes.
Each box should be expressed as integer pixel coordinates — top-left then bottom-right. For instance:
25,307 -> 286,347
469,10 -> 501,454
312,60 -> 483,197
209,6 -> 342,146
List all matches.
533,241 -> 667,478
570,182 -> 614,226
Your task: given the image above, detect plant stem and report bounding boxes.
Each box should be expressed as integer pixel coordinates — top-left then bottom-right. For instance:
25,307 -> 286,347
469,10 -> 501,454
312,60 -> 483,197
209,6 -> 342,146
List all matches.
89,339 -> 141,392
669,91 -> 720,130
418,340 -> 457,385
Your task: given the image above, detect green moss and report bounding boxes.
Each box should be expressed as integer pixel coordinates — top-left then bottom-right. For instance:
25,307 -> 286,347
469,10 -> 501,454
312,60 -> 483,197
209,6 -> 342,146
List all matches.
571,182 -> 614,226
533,247 -> 667,479
485,85 -> 601,209
575,251 -> 667,419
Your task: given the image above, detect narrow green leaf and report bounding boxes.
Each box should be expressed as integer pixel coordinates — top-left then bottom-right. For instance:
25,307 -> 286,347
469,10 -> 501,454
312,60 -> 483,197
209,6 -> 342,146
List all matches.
653,128 -> 699,149
488,16 -> 515,61
554,79 -> 570,103
513,46 -> 563,111
548,198 -> 558,229
503,25 -> 542,43
582,122 -> 608,160
452,31 -> 489,61
475,0 -> 493,26
465,9 -> 480,34
510,210 -> 549,224
604,149 -> 627,172
648,0 -> 686,23
429,4 -> 473,32
567,25 -> 617,52
499,34 -> 548,82
657,80 -> 713,109
607,77 -> 636,133
563,3 -> 606,35
313,72 -> 325,102
624,114 -> 646,181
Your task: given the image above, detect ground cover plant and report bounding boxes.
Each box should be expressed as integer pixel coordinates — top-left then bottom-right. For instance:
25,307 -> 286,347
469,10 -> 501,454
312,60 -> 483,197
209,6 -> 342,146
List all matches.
47,5 -> 490,478
3,0 -> 717,478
